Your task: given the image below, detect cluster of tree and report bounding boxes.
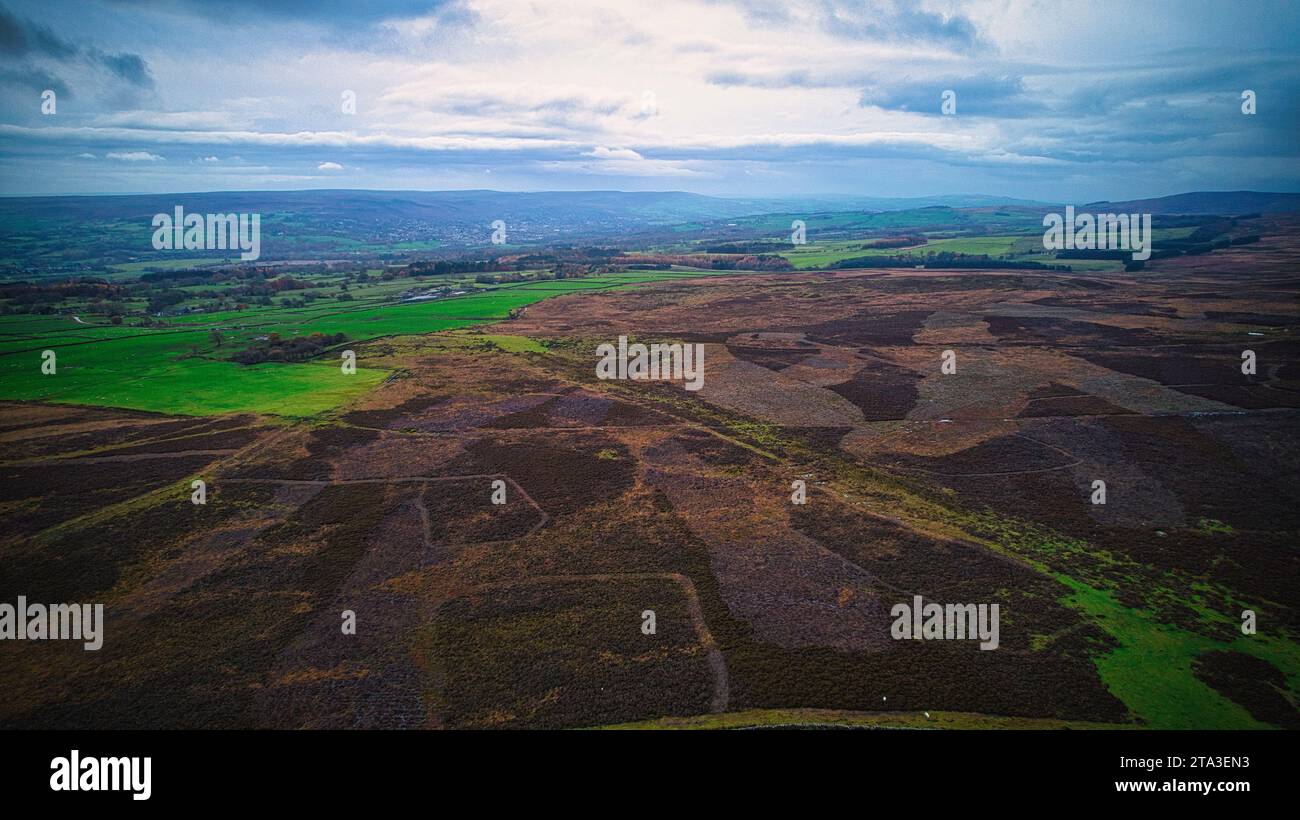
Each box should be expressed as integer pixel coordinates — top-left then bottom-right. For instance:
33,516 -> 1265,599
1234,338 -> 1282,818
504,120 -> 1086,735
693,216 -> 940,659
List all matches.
474,272 -> 533,284
700,241 -> 791,254
139,265 -> 289,285
230,332 -> 348,365
1097,219 -> 1244,271
510,247 -> 624,265
1,302 -> 57,315
1063,228 -> 1258,272
1152,214 -> 1230,229
0,279 -> 125,307
552,263 -> 597,278
142,273 -> 319,314
274,292 -> 322,308
1186,218 -> 1237,243
616,252 -> 792,271
709,254 -> 794,271
141,268 -> 312,291
404,258 -> 507,277
146,289 -> 188,314
1055,249 -> 1134,260
861,235 -> 927,249
1148,237 -> 1237,259
403,247 -> 627,279
472,264 -> 619,283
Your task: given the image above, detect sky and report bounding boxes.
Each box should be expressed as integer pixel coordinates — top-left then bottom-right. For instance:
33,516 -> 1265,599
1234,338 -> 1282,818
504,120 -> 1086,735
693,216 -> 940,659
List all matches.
0,0 -> 1297,200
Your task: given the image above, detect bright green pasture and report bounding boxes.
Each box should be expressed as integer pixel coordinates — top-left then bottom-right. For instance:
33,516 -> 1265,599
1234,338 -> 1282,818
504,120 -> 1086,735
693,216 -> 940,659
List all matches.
780,235 -> 1043,269
0,267 -> 721,417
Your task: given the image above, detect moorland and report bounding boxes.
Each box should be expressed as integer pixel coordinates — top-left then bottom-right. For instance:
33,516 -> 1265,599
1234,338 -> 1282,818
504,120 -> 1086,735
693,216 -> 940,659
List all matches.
0,190 -> 1296,729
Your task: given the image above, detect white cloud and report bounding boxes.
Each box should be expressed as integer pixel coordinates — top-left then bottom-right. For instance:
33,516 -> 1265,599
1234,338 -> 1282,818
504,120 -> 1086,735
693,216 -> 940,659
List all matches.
586,146 -> 644,160
3,0 -> 1295,197
106,151 -> 163,161
93,111 -> 249,131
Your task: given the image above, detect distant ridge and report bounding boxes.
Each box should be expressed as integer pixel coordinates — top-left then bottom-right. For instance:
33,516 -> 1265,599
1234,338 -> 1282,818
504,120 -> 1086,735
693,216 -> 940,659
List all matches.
0,189 -> 764,225
1082,191 -> 1300,215
4,188 -> 1296,220
777,193 -> 1052,211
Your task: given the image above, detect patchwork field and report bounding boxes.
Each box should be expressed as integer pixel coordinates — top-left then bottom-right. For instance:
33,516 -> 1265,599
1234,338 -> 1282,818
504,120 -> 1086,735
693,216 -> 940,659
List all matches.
0,269 -> 724,415
1,219 -> 1298,729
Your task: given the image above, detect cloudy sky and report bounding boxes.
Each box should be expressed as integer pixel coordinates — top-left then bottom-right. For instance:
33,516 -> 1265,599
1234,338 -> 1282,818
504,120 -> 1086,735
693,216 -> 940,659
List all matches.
1,0 -> 1297,200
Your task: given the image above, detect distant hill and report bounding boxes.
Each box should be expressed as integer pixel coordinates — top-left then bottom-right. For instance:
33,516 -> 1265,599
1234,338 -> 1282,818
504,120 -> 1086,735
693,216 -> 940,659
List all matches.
1,187 -> 1295,276
780,193 -> 1051,211
0,189 -> 773,273
4,188 -> 1288,229
0,189 -> 765,226
1083,191 -> 1300,215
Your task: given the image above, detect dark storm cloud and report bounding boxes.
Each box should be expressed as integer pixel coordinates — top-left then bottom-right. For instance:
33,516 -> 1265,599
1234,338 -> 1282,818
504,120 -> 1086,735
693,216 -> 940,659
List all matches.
110,0 -> 482,56
94,50 -> 150,85
107,0 -> 470,26
0,3 -> 77,57
814,0 -> 985,52
717,0 -> 987,52
1060,55 -> 1300,117
0,2 -> 153,87
0,64 -> 69,95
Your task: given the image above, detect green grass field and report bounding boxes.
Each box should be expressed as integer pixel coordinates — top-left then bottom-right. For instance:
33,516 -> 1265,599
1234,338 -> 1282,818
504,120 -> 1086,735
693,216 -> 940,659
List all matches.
780,235 -> 1044,269
0,268 -> 727,417
776,226 -> 1200,271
